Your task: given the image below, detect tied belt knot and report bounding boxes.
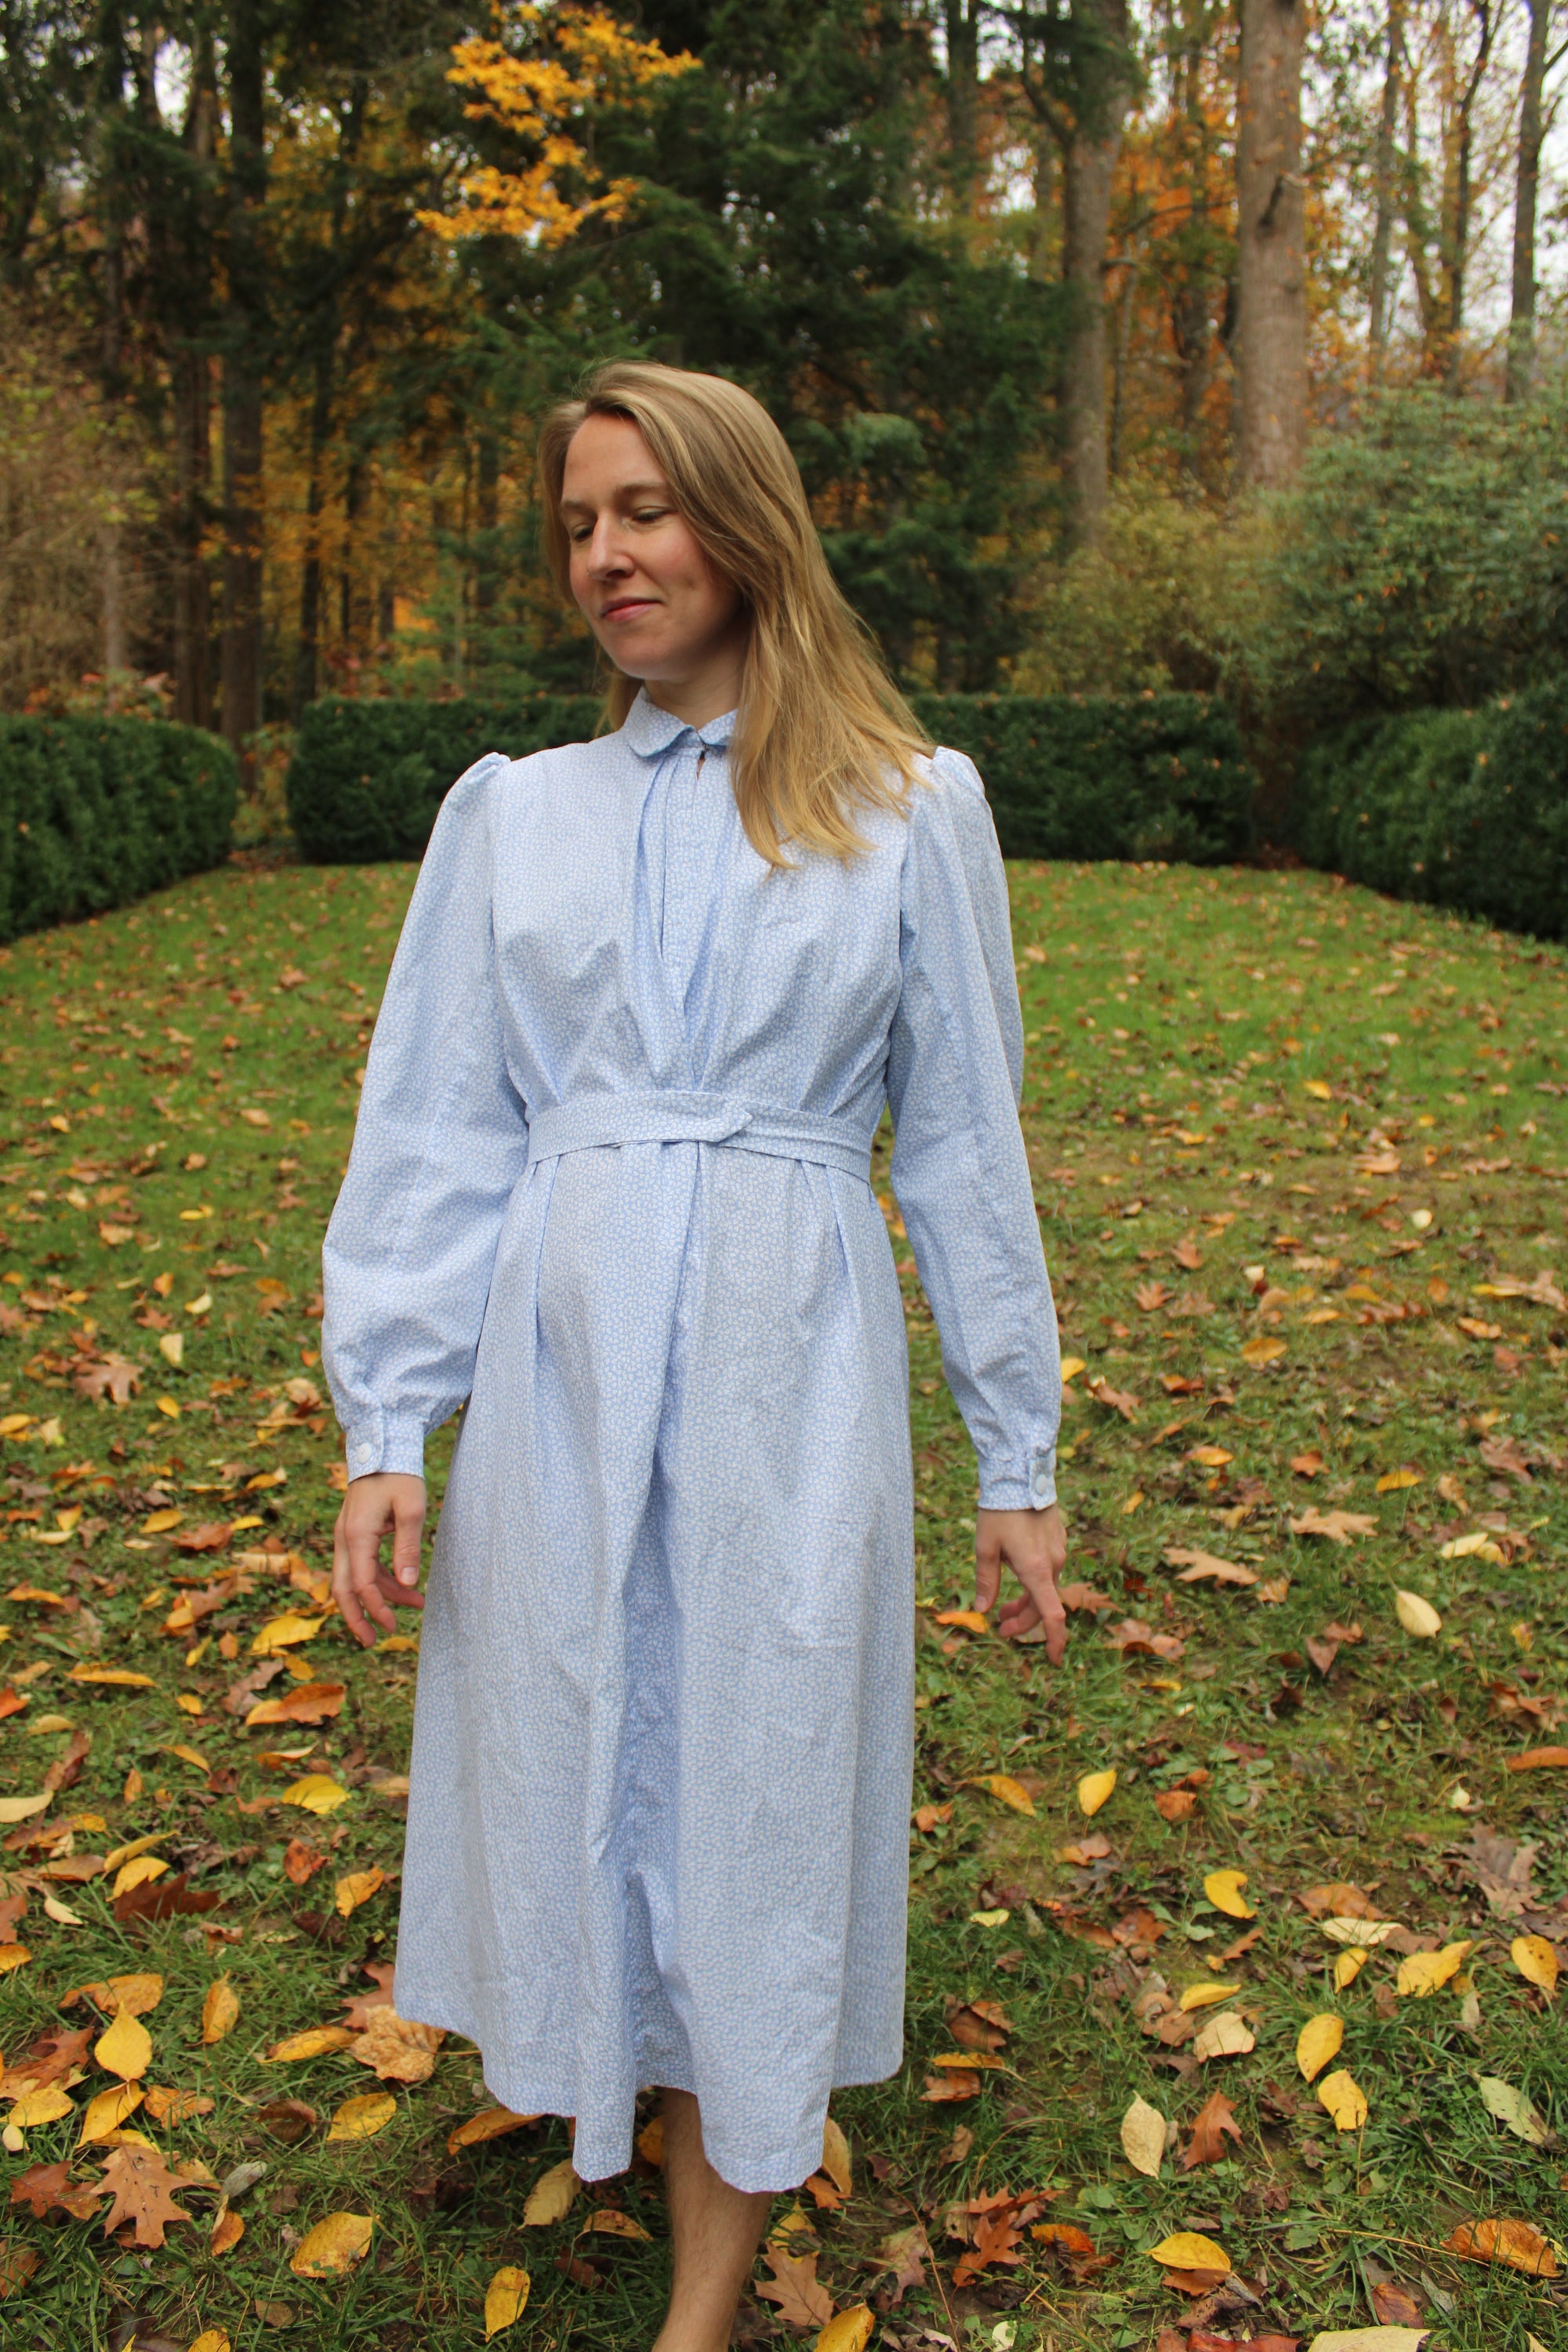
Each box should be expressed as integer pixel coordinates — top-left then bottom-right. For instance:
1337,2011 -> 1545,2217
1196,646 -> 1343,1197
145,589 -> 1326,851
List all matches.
524,1091 -> 873,1183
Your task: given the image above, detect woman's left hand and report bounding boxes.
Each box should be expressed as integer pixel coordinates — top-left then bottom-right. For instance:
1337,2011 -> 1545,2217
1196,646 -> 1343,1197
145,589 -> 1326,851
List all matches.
975,1504 -> 1068,1662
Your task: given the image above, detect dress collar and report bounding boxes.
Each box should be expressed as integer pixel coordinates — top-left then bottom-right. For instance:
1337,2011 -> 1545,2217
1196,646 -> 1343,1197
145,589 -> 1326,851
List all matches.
619,685 -> 736,758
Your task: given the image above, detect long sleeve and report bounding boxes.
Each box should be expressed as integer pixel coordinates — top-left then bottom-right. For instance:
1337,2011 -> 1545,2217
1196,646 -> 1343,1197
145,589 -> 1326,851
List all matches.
322,753 -> 531,1480
886,747 -> 1062,1510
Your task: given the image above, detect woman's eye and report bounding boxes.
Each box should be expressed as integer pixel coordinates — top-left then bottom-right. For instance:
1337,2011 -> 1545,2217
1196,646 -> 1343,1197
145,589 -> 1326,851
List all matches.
633,509 -> 667,524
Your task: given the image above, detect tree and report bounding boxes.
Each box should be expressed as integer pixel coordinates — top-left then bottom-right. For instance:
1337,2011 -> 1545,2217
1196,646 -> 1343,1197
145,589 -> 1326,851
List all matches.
1505,0 -> 1563,402
1235,0 -> 1305,487
1367,0 -> 1406,369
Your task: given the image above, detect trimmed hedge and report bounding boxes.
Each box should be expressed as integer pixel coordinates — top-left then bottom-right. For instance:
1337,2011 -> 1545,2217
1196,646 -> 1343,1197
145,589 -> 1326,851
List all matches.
1295,677 -> 1568,942
285,689 -> 1257,866
0,716 -> 239,946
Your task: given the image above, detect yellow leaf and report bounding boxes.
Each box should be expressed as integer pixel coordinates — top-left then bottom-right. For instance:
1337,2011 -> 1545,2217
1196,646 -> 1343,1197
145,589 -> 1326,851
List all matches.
326,2093 -> 397,2143
0,1791 -> 52,1824
69,1969 -> 163,2014
1120,2093 -> 1167,2178
1303,1079 -> 1332,1100
1296,2013 -> 1344,2083
521,2158 -> 578,2227
158,1332 -> 184,1367
967,1907 -> 1010,1928
1317,2068 -> 1368,2131
1240,1337 -> 1287,1365
264,2026 -> 355,2063
281,1775 -> 350,1814
96,2008 -> 153,2082
815,2310 -> 875,2352
1059,1356 -> 1087,1383
1192,2009 -> 1255,2060
175,1693 -> 204,1716
1147,2230 -> 1230,2273
448,2107 -> 541,2154
1179,1982 -> 1240,2012
1394,1590 -> 1442,1639
1512,1934 -> 1559,1998
162,1743 -> 210,1772
1203,1869 -> 1255,1919
112,1854 -> 169,1898
1076,1767 -> 1116,1817
334,1867 -> 386,1918
142,1509 -> 184,1534
966,1773 -> 1036,1817
1323,1915 -> 1399,1947
1334,1949 -> 1370,1990
78,2083 -> 146,2145
201,1980 -> 239,2046
820,2114 -> 853,2197
188,2335 -> 234,2352
1396,1940 -> 1472,1998
100,1832 -> 166,1875
585,2210 -> 651,2238
68,1664 -> 155,1688
8,2083 -> 75,2129
485,2266 -> 532,2339
1376,1468 -> 1421,1492
252,1613 -> 327,1656
289,2211 -> 376,2277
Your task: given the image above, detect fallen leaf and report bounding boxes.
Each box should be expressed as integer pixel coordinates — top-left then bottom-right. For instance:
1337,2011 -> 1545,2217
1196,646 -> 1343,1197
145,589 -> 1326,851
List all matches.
350,2008 -> 444,2084
289,2211 -> 375,2276
1443,2216 -> 1558,2276
1077,1767 -> 1116,1816
325,2093 -> 397,2143
96,2142 -> 192,2248
0,1792 -> 53,1824
1241,1336 -> 1287,1365
245,1682 -> 347,1727
964,1773 -> 1036,1816
256,2099 -> 318,2143
263,2027 -> 355,2063
1181,2087 -> 1242,2169
1179,1982 -> 1241,2012
1394,1591 -> 1443,1639
1476,2076 -> 1551,2145
1118,2093 -> 1166,2177
815,2310 -> 874,2352
1193,2010 -> 1255,2060
448,2107 -> 540,2154
586,2209 -> 651,2240
68,1665 -> 154,1689
931,1609 -> 987,1634
1155,1788 -> 1198,1822
96,2008 -> 153,2082
485,2264 -> 532,2339
143,2086 -> 213,2127
1396,1940 -> 1471,1998
201,1980 -> 239,2046
820,2114 -> 852,2197
1504,1746 -> 1568,1771
252,1613 -> 327,1655
1334,1950 -> 1370,1991
7,2084 -> 75,2129
1305,2333 -> 1429,2351
283,1838 -> 325,1886
0,2245 -> 39,2296
1056,1831 -> 1112,1865
1204,1869 -> 1255,1919
1369,2283 -> 1425,2328
1317,2069 -> 1369,2132
870,2221 -> 930,2305
521,2158 -> 577,2227
8,2159 -> 104,2220
756,2242 -> 834,2328
280,1774 -> 350,1815
78,2084 -> 147,2145
334,1868 -> 386,1918
1296,2014 -> 1344,2083
1289,1508 -> 1376,1544
1166,1547 -> 1258,1587
1148,2230 -> 1230,2274
1511,1934 -> 1559,1998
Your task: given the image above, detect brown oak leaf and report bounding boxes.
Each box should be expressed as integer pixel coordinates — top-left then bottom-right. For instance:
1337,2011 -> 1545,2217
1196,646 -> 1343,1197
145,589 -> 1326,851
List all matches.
1181,2087 -> 1243,2169
9,2160 -> 105,2221
754,2243 -> 833,2328
96,2144 -> 193,2249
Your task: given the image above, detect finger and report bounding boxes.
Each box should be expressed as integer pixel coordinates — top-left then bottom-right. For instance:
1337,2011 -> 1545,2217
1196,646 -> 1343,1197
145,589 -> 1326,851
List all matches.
1040,1586 -> 1069,1667
390,1494 -> 425,1588
973,1526 -> 1001,1614
352,1560 -> 401,1639
996,1590 -> 1041,1639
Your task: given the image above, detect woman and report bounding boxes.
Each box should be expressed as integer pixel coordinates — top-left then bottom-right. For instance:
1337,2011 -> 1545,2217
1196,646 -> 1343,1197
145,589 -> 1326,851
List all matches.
325,361 -> 1065,2352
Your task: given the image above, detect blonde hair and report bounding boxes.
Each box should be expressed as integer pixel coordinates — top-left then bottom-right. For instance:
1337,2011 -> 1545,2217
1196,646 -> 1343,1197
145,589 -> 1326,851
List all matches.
538,361 -> 931,867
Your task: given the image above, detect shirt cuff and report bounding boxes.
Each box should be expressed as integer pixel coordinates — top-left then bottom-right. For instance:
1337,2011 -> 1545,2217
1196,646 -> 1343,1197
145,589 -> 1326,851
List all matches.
978,1443 -> 1057,1512
343,1410 -> 428,1482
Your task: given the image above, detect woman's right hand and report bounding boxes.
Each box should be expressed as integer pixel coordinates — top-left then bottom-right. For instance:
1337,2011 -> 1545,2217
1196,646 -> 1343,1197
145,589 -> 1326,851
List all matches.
332,1471 -> 427,1648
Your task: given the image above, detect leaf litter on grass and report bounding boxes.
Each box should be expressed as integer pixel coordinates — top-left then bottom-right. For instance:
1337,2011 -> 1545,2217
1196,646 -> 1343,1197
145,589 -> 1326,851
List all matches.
1,858 -> 1566,2346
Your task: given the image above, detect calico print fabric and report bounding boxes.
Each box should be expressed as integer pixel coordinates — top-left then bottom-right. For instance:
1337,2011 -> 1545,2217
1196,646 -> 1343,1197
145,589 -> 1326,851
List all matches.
322,688 -> 1061,2190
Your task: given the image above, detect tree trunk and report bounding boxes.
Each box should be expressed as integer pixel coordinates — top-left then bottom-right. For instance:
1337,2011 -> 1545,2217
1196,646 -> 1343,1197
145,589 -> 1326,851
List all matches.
172,27 -> 217,729
220,0 -> 267,759
1235,0 -> 1306,489
1505,0 -> 1550,401
944,0 -> 982,209
1440,1 -> 1497,387
292,78 -> 366,720
1060,122 -> 1123,546
1368,0 -> 1406,367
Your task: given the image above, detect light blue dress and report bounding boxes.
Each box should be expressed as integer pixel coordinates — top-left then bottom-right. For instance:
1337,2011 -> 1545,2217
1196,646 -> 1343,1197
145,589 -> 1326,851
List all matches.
321,688 -> 1061,2191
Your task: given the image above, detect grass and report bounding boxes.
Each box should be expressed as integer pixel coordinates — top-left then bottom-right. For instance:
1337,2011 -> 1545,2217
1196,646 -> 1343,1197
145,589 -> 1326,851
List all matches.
0,851 -> 1565,2352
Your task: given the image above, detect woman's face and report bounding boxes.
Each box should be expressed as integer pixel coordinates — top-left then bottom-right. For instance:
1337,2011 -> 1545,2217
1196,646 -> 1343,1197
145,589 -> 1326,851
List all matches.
561,414 -> 746,691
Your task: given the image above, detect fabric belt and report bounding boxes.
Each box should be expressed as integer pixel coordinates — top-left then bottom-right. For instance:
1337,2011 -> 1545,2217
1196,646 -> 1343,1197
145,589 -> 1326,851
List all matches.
525,1091 -> 873,1182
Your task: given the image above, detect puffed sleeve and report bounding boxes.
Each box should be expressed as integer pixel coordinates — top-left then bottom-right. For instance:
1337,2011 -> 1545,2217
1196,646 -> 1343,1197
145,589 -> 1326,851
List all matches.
885,746 -> 1062,1510
321,753 -> 530,1481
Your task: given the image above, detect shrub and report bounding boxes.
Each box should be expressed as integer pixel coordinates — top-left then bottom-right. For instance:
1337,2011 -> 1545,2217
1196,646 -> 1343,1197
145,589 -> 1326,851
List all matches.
909,691 -> 1255,864
285,695 -> 603,863
1294,677 -> 1568,941
0,716 -> 238,946
287,689 -> 1258,868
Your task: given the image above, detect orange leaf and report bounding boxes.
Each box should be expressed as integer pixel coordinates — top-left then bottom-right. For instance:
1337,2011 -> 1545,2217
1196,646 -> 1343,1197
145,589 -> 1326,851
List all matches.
1445,2216 -> 1558,2276
1180,2088 -> 1242,2169
95,2143 -> 192,2249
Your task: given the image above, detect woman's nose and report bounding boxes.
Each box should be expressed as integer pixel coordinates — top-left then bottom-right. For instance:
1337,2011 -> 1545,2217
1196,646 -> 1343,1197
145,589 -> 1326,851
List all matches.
587,521 -> 631,576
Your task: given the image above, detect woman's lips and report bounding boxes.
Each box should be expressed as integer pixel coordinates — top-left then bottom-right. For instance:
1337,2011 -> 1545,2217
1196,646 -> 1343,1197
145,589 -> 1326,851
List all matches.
601,598 -> 657,622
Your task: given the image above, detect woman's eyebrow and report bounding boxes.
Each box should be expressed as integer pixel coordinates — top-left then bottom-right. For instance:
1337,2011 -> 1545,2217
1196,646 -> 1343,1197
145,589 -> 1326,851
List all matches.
560,481 -> 670,514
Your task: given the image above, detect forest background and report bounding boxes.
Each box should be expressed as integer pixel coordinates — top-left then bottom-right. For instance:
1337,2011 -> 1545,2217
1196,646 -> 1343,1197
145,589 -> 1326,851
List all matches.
1,0 -> 1566,787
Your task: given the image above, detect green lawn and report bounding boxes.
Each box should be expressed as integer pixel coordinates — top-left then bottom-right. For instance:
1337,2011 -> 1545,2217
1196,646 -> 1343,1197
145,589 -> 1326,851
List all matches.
1,854 -> 1565,2352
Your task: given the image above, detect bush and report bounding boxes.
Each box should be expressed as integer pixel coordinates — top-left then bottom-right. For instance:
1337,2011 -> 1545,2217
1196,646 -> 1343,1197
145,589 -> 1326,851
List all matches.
285,695 -> 603,863
909,691 -> 1255,864
287,689 -> 1257,868
0,716 -> 238,945
1295,677 -> 1568,941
